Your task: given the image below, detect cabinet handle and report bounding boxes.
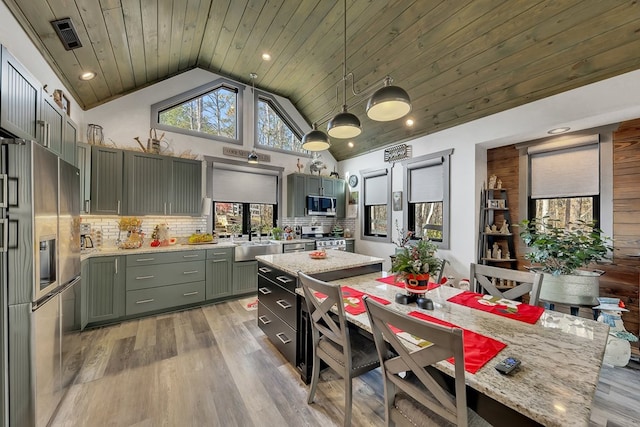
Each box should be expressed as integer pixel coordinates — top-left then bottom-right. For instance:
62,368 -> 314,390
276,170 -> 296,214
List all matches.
164,202 -> 167,215
136,258 -> 155,262
136,275 -> 155,280
276,299 -> 292,309
212,252 -> 227,256
0,174 -> 7,208
114,258 -> 118,275
183,254 -> 199,258
183,291 -> 199,296
183,270 -> 198,275
136,298 -> 154,304
258,287 -> 272,295
169,203 -> 172,215
258,315 -> 271,325
84,200 -> 91,213
0,219 -> 7,253
276,275 -> 293,284
117,200 -> 121,215
258,267 -> 272,273
275,333 -> 291,344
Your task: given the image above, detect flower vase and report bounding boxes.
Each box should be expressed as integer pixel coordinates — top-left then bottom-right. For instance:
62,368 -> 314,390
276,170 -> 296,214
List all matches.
405,273 -> 431,295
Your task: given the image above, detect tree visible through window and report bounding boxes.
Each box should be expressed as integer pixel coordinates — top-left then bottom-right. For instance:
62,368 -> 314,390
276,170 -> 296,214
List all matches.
159,86 -> 237,139
257,97 -> 305,153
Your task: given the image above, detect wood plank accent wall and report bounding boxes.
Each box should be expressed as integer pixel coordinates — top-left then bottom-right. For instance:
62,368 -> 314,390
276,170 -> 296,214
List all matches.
487,125 -> 640,353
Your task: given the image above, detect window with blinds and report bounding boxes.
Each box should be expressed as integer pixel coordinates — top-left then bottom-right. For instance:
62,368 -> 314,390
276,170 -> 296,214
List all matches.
405,149 -> 453,249
361,168 -> 390,241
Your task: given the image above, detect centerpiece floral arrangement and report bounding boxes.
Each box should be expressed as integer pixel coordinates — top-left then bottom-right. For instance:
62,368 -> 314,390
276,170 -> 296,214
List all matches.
390,222 -> 440,290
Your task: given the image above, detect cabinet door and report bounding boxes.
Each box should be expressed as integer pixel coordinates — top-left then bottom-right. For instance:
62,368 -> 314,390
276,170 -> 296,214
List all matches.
80,259 -> 89,330
305,175 -> 322,196
87,256 -> 124,323
345,240 -> 355,253
170,158 -> 202,216
63,118 -> 77,165
334,179 -> 346,218
40,96 -> 64,156
321,178 -> 336,197
91,146 -> 123,214
76,143 -> 91,213
206,255 -> 233,300
287,174 -> 306,217
125,151 -> 169,216
233,261 -> 258,295
0,46 -> 40,140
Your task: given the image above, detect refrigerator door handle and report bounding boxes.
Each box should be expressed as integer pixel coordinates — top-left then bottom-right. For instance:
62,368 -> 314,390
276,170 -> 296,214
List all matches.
0,173 -> 7,208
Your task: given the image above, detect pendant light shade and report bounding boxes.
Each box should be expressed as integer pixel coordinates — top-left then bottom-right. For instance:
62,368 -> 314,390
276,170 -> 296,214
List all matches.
247,149 -> 259,164
327,108 -> 362,138
366,77 -> 412,121
302,123 -> 331,151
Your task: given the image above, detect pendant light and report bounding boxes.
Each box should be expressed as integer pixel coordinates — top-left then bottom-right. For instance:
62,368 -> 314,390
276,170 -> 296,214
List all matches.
366,76 -> 412,121
248,73 -> 261,163
302,123 -> 331,151
327,0 -> 362,139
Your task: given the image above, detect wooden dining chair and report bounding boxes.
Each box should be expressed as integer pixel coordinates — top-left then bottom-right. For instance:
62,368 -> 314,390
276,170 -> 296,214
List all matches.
363,296 -> 490,427
470,263 -> 543,305
298,272 -> 381,427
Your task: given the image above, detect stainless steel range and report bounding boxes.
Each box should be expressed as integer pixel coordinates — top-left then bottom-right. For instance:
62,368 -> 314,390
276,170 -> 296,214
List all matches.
301,226 -> 346,251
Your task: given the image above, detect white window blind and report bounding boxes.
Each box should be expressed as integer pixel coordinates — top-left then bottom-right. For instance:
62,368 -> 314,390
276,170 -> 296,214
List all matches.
212,167 -> 277,204
363,170 -> 388,205
530,144 -> 599,198
408,157 -> 444,202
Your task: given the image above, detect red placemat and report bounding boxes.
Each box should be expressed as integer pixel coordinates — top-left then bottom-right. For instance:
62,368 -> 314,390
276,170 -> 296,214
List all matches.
447,291 -> 544,325
376,275 -> 441,291
314,286 -> 390,315
405,311 -> 507,374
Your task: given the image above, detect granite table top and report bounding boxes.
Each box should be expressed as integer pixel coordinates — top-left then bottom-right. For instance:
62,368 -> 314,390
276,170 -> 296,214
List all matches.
296,272 -> 609,427
255,250 -> 384,276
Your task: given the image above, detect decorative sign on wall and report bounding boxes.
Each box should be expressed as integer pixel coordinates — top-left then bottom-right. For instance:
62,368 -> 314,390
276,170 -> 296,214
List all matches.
384,143 -> 411,162
223,146 -> 271,163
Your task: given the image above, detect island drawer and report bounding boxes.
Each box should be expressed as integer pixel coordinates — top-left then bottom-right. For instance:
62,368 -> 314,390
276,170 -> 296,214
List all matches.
258,275 -> 297,328
207,247 -> 233,260
126,260 -> 205,290
126,250 -> 206,266
257,262 -> 297,293
258,303 -> 297,365
126,281 -> 205,316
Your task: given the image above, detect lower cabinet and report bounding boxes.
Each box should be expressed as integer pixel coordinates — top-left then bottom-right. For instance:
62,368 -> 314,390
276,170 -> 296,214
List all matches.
257,262 -> 299,366
233,261 -> 258,295
87,256 -> 125,324
346,240 -> 355,253
206,248 -> 233,300
126,281 -> 205,316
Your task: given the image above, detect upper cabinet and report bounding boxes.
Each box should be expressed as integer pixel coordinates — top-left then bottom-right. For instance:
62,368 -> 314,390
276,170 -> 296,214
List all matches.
0,45 -> 40,140
287,173 -> 346,218
170,157 -> 203,216
40,95 -> 64,155
91,146 -> 124,215
125,151 -> 169,216
63,118 -> 78,165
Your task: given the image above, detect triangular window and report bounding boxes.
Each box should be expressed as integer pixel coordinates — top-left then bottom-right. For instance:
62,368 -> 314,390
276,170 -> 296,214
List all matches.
256,95 -> 305,154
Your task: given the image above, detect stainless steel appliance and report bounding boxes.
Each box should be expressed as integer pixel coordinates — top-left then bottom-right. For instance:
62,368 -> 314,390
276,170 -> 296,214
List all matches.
301,226 -> 347,251
306,195 -> 336,216
1,139 -> 82,427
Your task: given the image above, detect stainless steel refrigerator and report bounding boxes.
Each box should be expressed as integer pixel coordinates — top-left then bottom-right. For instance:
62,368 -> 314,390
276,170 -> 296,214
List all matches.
0,139 -> 82,427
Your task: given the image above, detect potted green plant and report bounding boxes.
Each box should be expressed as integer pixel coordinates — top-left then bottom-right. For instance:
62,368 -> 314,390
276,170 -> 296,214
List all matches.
271,227 -> 283,240
390,236 -> 441,294
519,217 -> 613,305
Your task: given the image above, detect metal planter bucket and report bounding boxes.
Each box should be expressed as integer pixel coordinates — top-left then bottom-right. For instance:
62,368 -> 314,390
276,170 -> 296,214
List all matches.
539,270 -> 602,306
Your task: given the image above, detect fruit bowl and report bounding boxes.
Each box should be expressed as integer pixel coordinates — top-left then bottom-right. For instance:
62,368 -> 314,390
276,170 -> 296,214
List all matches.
309,250 -> 327,260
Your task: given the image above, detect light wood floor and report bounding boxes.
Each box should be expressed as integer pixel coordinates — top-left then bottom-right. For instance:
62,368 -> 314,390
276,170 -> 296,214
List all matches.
52,300 -> 640,427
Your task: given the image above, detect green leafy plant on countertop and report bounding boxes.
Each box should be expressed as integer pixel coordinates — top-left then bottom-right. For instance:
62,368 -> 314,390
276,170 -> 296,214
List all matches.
390,237 -> 441,279
519,216 -> 613,276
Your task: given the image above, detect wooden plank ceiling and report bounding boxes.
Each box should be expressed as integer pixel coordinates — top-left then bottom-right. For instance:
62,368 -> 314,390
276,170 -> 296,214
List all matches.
4,0 -> 640,161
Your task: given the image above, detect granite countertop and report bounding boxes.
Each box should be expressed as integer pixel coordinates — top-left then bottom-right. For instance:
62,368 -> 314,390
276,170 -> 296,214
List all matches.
296,272 -> 609,427
255,250 -> 383,276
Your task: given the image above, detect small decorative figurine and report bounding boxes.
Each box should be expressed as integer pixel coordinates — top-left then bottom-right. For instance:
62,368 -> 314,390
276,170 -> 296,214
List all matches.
500,221 -> 510,234
485,224 -> 492,233
496,179 -> 502,189
488,174 -> 497,189
492,242 -> 500,259
296,158 -> 303,173
491,224 -> 498,232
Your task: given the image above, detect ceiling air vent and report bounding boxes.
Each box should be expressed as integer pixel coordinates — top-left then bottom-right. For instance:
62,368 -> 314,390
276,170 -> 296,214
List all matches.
51,18 -> 82,50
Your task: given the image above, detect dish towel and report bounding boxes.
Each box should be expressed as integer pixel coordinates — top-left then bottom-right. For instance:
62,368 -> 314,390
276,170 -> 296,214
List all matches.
447,291 -> 544,325
314,286 -> 390,315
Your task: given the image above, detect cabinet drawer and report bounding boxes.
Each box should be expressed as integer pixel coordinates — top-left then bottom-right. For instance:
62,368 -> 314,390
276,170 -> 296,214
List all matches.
126,250 -> 206,266
126,261 -> 205,290
258,303 -> 297,366
258,275 -> 297,328
207,247 -> 233,260
257,262 -> 297,293
126,281 -> 205,316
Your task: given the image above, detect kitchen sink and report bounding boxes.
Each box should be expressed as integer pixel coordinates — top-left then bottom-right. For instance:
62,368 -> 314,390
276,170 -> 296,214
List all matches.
234,241 -> 281,261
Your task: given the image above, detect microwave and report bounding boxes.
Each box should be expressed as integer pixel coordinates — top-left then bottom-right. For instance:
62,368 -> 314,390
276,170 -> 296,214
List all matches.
307,196 -> 336,216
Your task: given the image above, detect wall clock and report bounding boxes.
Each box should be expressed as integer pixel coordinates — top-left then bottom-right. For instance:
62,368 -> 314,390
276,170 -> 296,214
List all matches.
348,174 -> 358,187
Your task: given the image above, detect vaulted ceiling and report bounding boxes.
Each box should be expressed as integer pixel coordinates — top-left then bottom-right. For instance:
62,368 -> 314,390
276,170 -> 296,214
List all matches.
4,0 -> 640,160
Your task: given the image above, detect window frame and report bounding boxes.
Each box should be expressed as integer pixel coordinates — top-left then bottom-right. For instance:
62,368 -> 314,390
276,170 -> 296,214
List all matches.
360,167 -> 391,242
254,90 -> 308,156
150,77 -> 244,145
403,149 -> 453,250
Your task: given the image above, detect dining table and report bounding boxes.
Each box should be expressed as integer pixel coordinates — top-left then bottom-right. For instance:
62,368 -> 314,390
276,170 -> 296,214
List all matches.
299,272 -> 610,427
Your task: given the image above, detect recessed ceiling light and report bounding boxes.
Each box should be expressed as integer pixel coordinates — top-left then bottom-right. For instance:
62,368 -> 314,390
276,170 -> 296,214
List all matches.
548,127 -> 570,134
405,118 -> 414,127
262,53 -> 271,61
80,71 -> 95,81
348,141 -> 354,148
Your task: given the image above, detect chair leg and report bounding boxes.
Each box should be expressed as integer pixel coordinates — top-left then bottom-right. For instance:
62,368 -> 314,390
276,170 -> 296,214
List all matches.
307,351 -> 321,404
344,376 -> 352,427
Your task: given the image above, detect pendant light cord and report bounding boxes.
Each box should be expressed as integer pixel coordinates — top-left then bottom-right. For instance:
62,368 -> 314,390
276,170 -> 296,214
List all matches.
342,0 -> 347,109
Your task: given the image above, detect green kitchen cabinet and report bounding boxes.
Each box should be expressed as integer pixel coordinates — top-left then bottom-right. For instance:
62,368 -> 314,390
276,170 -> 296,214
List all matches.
305,242 -> 315,251
125,151 -> 169,216
334,179 -> 346,218
287,173 -> 306,217
170,158 -> 203,216
81,259 -> 89,330
305,175 -> 337,197
91,146 -> 124,215
0,45 -> 40,140
287,173 -> 346,218
76,142 -> 91,213
233,261 -> 258,295
62,117 -> 77,165
40,95 -> 64,156
345,240 -> 355,253
87,256 -> 125,324
206,248 -> 233,300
